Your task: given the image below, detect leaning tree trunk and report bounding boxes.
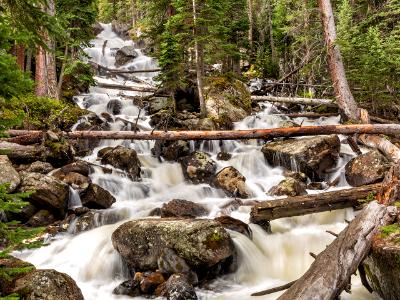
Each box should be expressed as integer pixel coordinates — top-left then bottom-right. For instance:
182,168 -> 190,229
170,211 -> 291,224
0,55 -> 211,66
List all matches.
318,0 -> 359,120
192,0 -> 207,117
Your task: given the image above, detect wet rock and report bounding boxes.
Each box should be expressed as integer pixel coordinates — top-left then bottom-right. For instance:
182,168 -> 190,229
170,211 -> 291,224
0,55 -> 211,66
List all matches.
115,46 -> 138,67
363,223 -> 400,299
345,150 -> 390,187
158,248 -> 192,276
140,271 -> 166,294
107,99 -> 123,115
52,171 -> 90,190
0,155 -> 20,192
12,269 -> 84,300
214,216 -> 251,238
152,140 -> 190,162
148,97 -> 174,115
27,210 -> 56,227
283,170 -> 308,183
113,280 -> 141,297
18,172 -> 69,216
262,135 -> 340,180
216,152 -> 232,161
307,182 -> 326,190
279,120 -> 300,128
25,161 -> 54,174
111,219 -> 236,275
154,199 -> 208,218
213,167 -> 250,198
62,210 -> 122,234
99,146 -> 141,180
179,151 -> 217,184
112,20 -> 131,40
6,203 -> 38,223
100,112 -> 113,122
268,178 -> 307,197
92,22 -> 103,36
150,111 -> 215,131
80,183 -> 116,209
164,274 -> 197,300
59,161 -> 91,177
0,256 -> 35,296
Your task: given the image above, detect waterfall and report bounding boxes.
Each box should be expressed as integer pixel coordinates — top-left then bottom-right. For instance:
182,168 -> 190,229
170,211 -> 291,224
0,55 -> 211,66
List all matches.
68,186 -> 82,209
13,23 -> 381,300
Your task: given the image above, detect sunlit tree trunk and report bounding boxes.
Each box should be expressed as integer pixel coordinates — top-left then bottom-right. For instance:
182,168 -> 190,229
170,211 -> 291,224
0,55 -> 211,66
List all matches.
16,44 -> 25,71
192,0 -> 206,117
35,0 -> 58,99
247,0 -> 254,58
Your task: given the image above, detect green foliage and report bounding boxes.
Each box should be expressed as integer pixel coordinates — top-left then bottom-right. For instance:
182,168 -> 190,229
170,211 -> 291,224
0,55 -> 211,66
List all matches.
62,60 -> 96,100
0,184 -> 43,255
0,94 -> 86,131
380,223 -> 400,238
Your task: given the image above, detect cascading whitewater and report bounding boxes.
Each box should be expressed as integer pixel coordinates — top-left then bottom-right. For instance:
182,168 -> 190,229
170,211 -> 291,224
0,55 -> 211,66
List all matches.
14,24 -> 381,300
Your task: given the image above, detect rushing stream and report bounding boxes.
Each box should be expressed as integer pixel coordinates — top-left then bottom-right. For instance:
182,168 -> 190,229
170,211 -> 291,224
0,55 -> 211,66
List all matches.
15,24 -> 381,300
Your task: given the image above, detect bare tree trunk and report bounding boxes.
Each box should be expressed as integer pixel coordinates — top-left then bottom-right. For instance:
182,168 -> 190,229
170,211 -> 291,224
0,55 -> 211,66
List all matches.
318,0 -> 359,120
8,124 -> 400,141
192,0 -> 207,117
57,46 -> 69,98
247,0 -> 254,56
16,44 -> 25,71
35,0 -> 58,98
26,49 -> 32,74
267,0 -> 277,65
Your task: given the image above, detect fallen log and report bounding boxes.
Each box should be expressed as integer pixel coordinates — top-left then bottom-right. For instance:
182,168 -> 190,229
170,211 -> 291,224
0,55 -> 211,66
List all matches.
7,124 -> 400,141
252,95 -> 337,107
90,61 -> 161,74
250,184 -> 381,223
252,280 -> 297,296
95,82 -> 156,93
358,133 -> 400,163
277,201 -> 396,300
275,112 -> 337,119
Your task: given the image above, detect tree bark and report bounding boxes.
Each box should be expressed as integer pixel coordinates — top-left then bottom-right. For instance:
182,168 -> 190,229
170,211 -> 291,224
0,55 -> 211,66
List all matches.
267,0 -> 277,65
16,44 -> 25,71
35,46 -> 47,96
247,0 -> 254,55
192,0 -> 207,117
318,0 -> 359,120
277,201 -> 396,300
250,184 -> 381,224
8,124 -> 400,141
252,95 -> 336,107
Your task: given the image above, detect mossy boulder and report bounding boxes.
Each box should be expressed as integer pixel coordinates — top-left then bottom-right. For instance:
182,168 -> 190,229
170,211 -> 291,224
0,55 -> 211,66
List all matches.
12,269 -> 84,300
345,150 -> 390,187
0,256 -> 35,296
262,135 -> 340,181
363,223 -> 400,299
179,151 -> 217,184
111,219 -> 236,278
205,77 -> 252,124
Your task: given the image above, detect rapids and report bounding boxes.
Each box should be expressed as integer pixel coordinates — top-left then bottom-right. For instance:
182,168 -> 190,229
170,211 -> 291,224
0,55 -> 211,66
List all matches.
14,24 -> 381,300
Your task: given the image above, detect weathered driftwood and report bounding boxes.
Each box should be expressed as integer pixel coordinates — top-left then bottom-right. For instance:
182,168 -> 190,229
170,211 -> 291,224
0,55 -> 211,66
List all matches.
277,201 -> 396,300
95,82 -> 156,93
358,134 -> 400,163
7,124 -> 400,141
250,184 -> 381,223
252,95 -> 337,107
252,280 -> 297,296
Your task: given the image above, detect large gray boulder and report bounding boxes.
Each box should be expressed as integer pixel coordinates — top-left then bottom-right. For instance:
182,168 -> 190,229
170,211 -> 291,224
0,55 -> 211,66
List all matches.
12,269 -> 84,300
262,135 -> 340,180
115,46 -> 138,67
152,140 -> 190,162
18,172 -> 69,216
99,146 -> 141,180
179,151 -> 217,184
213,166 -> 250,198
111,219 -> 236,274
345,150 -> 390,187
0,155 -> 20,192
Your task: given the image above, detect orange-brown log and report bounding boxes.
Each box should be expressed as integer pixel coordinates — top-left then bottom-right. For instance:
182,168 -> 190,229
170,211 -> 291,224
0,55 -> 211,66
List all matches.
7,124 -> 400,141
